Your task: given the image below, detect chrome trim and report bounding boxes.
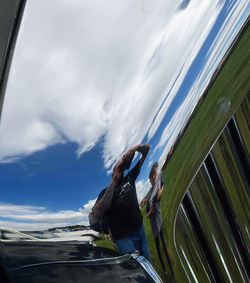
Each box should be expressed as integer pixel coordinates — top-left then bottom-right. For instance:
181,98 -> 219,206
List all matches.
10,253 -> 132,270
174,94 -> 250,282
12,251 -> 164,283
131,252 -> 163,283
0,0 -> 26,118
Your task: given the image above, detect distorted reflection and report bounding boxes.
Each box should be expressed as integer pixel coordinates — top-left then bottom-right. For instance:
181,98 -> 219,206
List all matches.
143,162 -> 173,275
0,0 -> 248,259
89,144 -> 151,260
0,0 -> 223,165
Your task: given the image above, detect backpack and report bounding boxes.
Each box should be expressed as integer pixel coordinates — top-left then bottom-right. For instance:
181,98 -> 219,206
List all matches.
88,188 -> 110,234
89,214 -> 110,234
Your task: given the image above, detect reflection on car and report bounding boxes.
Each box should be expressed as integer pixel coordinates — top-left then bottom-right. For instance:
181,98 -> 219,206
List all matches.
0,0 -> 249,283
0,228 -> 37,242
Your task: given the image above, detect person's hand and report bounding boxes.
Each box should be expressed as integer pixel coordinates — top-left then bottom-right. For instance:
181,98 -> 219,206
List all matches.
147,206 -> 156,218
133,144 -> 150,152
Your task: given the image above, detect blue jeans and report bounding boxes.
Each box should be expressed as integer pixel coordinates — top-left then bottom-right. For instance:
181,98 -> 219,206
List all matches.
115,226 -> 151,262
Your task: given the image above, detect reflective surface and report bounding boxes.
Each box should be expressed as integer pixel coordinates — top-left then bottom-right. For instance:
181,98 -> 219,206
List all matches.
211,129 -> 250,248
190,167 -> 247,282
174,94 -> 250,282
0,0 -> 250,282
175,204 -> 214,283
0,0 -> 248,231
3,245 -> 155,283
162,24 -> 250,282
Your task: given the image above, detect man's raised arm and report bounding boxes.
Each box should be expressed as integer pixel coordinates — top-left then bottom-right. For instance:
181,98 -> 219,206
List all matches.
127,144 -> 150,180
134,144 -> 150,167
89,144 -> 150,223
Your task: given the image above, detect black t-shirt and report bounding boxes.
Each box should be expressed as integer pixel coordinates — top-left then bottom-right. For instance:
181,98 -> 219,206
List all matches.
106,161 -> 142,240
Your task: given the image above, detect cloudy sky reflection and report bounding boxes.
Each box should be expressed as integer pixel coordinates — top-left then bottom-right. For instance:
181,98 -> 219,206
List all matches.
0,0 -> 249,230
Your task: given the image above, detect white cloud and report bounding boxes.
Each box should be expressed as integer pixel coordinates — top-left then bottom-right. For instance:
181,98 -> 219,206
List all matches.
0,176 -> 154,231
147,0 -> 223,140
156,0 -> 249,164
81,199 -> 97,212
0,0 -> 224,170
0,203 -> 46,216
0,221 -> 67,231
0,188 -> 148,231
2,210 -> 85,223
136,179 -> 151,203
0,202 -> 91,231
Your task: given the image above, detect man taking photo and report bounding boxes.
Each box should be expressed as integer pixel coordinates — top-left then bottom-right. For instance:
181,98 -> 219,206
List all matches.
89,144 -> 151,261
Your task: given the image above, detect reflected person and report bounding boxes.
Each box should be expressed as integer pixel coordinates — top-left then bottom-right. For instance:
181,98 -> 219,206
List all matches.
146,162 -> 173,274
89,144 -> 151,261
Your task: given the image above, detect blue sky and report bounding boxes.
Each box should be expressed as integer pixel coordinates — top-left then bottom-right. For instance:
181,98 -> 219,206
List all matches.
0,142 -> 107,210
0,0 -> 249,230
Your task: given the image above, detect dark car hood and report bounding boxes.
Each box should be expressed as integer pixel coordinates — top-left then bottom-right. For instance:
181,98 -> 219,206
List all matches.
2,241 -> 120,270
1,241 -> 158,283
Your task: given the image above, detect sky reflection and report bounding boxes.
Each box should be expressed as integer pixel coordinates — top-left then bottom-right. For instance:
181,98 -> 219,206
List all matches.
0,0 -> 249,230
